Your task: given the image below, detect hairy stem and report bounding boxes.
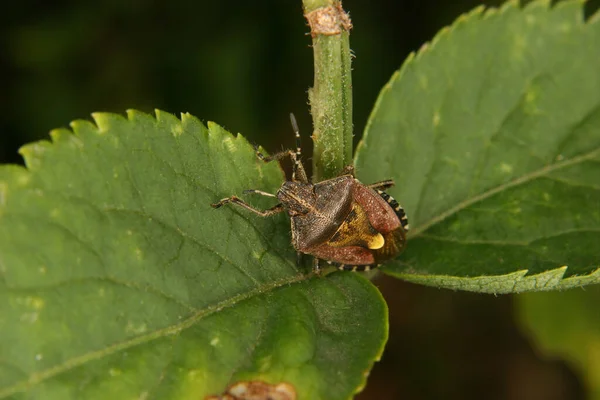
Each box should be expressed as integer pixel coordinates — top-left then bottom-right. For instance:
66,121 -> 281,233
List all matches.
303,0 -> 353,181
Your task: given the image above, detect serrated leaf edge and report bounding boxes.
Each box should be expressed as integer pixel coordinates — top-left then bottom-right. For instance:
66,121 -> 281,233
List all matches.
384,265 -> 600,294
356,0 -> 595,161
2,109 -> 390,400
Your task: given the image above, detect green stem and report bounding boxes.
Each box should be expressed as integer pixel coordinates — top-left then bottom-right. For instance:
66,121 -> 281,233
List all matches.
303,0 -> 353,181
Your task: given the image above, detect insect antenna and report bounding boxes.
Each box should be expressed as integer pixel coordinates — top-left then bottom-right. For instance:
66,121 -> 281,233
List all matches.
289,113 -> 308,183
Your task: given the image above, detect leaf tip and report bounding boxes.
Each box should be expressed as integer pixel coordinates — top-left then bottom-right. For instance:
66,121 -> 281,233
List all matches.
69,119 -> 99,140
18,140 -> 52,170
153,109 -> 186,137
180,112 -> 208,138
154,108 -> 174,123
48,127 -> 74,144
125,108 -> 148,122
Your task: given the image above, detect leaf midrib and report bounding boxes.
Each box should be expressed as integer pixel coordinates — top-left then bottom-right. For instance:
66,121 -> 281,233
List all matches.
0,272 -> 311,399
409,147 -> 600,238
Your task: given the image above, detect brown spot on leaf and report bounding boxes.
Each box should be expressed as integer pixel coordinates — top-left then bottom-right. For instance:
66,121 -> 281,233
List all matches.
205,380 -> 296,400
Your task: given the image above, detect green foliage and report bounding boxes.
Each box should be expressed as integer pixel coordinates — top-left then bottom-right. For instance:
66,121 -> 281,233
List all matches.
0,111 -> 387,399
516,287 -> 600,398
2,0 -> 600,398
355,0 -> 600,293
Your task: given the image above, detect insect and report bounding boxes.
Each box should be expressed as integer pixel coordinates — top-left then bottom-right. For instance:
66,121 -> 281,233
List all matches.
211,114 -> 409,272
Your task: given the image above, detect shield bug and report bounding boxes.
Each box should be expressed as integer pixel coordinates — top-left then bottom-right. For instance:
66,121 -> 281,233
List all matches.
211,114 -> 409,272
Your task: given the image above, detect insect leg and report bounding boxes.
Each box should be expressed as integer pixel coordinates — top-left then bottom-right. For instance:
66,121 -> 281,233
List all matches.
288,113 -> 309,183
254,147 -> 293,163
211,196 -> 284,217
312,257 -> 321,275
368,179 -> 395,191
253,115 -> 309,184
242,189 -> 277,198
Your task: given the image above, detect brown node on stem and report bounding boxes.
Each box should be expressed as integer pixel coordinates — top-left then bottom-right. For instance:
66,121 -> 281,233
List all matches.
304,2 -> 352,37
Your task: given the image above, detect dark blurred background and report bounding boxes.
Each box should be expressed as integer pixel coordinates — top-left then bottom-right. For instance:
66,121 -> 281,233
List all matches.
2,1 -> 599,399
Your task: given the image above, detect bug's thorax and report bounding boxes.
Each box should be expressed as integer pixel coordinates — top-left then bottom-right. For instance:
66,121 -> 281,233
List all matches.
276,181 -> 316,216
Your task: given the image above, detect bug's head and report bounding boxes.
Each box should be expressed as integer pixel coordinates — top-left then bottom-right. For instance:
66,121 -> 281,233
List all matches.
277,181 -> 314,215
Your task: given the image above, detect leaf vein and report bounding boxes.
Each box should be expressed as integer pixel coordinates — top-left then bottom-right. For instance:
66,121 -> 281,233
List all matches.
410,147 -> 600,237
0,273 -> 311,399
135,146 -> 296,271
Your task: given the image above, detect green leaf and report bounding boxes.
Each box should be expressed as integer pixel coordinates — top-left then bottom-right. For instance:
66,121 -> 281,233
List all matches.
0,110 -> 387,400
516,287 -> 600,398
355,0 -> 600,293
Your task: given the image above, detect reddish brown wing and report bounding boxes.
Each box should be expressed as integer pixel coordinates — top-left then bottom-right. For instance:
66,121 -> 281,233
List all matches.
351,182 -> 402,233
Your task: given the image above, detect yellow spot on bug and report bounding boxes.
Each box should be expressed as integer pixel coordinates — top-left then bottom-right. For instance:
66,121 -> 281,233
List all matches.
330,203 -> 388,250
499,163 -> 513,174
210,337 -> 220,346
367,233 -> 385,250
135,248 -> 143,260
126,229 -> 133,236
39,266 -> 47,274
35,354 -> 43,361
